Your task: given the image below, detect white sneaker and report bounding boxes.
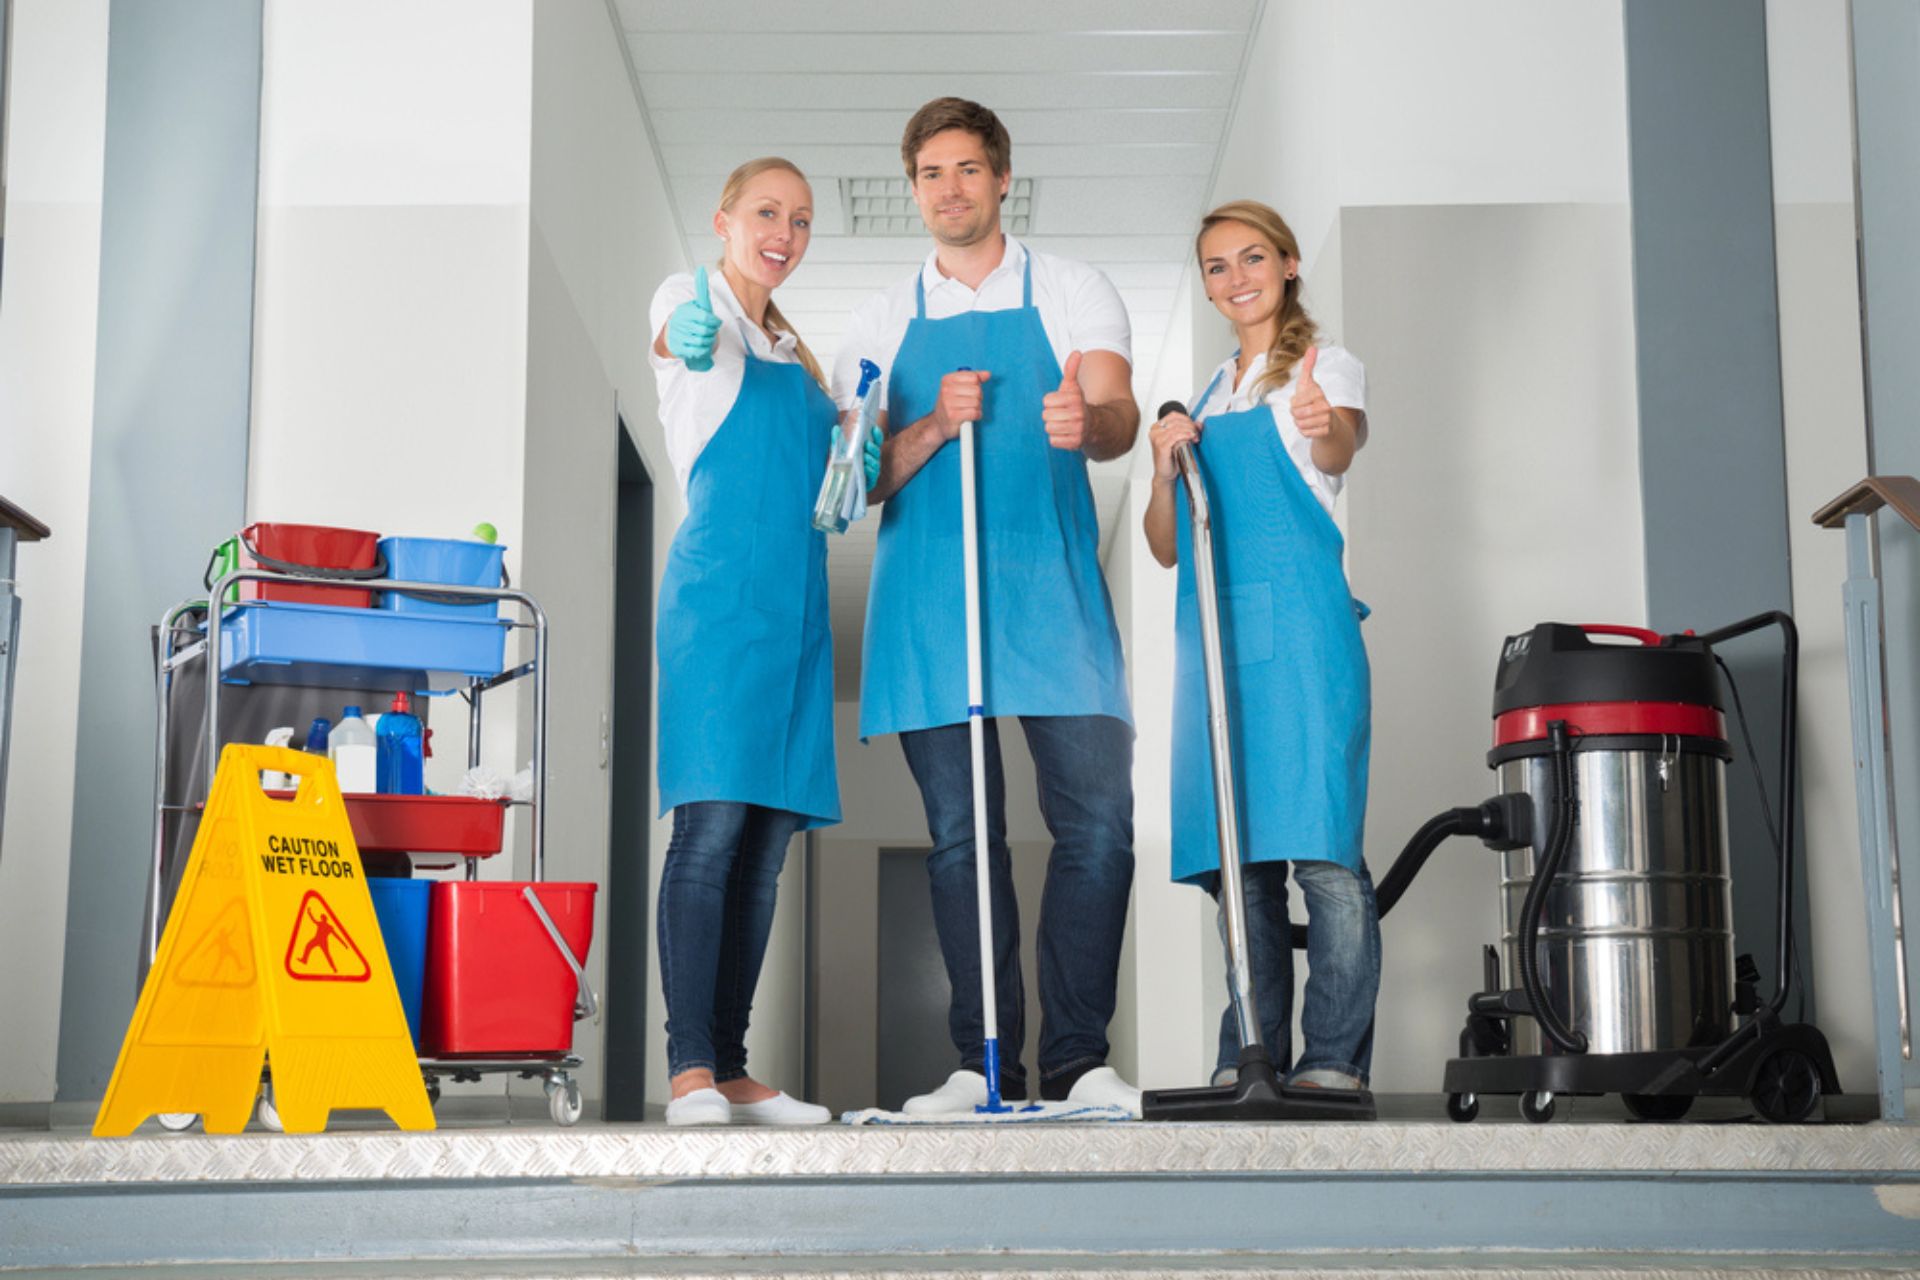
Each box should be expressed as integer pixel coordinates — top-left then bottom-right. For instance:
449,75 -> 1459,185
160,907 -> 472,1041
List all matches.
729,1091 -> 830,1126
1067,1066 -> 1143,1119
902,1069 -> 989,1115
1289,1067 -> 1366,1091
665,1087 -> 730,1127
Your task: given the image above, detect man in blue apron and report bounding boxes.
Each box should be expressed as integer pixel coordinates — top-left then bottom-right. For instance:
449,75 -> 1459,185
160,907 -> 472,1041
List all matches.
831,98 -> 1143,1116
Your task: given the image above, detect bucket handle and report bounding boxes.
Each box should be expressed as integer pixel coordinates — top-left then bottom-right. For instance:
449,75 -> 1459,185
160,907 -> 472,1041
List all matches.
383,562 -> 511,607
521,886 -> 599,1023
236,529 -> 389,583
1579,623 -> 1663,647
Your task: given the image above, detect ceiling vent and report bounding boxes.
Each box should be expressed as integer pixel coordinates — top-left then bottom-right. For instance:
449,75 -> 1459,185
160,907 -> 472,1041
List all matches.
841,177 -> 1035,236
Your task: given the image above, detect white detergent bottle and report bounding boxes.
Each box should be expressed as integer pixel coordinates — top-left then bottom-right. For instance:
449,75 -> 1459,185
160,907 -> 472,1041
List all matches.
329,704 -> 377,792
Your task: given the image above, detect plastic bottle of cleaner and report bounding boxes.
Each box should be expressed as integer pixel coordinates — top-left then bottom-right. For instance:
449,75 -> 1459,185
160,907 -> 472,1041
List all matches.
376,691 -> 425,795
812,358 -> 883,534
304,717 -> 331,755
329,705 -> 376,792
261,727 -> 296,791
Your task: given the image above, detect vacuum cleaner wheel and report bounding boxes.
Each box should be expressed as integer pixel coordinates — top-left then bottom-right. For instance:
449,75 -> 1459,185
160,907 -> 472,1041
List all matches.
1622,1092 -> 1693,1122
1750,1048 -> 1822,1124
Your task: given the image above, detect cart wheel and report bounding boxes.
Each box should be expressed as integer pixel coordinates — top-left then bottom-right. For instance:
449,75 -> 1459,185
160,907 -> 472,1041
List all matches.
546,1074 -> 583,1127
156,1112 -> 198,1133
1446,1092 -> 1479,1123
1623,1092 -> 1693,1122
255,1086 -> 284,1133
1751,1048 -> 1822,1124
1519,1090 -> 1556,1124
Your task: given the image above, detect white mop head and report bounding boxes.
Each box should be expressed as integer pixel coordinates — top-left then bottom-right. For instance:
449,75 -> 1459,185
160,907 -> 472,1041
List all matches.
840,1101 -> 1131,1125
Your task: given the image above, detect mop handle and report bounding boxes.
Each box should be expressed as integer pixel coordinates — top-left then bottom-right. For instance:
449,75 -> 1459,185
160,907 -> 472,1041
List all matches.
1169,417 -> 1262,1053
957,375 -> 1006,1110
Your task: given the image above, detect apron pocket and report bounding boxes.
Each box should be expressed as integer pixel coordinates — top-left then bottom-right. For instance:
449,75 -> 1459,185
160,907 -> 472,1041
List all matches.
1177,582 -> 1275,669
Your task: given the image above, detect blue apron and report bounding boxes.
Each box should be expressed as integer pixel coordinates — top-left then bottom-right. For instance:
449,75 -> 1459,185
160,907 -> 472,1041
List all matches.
1170,365 -> 1370,884
657,319 -> 841,828
860,252 -> 1131,738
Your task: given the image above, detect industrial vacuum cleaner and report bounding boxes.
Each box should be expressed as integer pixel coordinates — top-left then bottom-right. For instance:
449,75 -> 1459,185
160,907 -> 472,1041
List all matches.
1433,614 -> 1839,1123
1139,399 -> 1837,1124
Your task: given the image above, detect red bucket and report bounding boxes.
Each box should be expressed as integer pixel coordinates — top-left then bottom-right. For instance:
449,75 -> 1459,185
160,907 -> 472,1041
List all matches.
421,881 -> 596,1057
239,522 -> 382,607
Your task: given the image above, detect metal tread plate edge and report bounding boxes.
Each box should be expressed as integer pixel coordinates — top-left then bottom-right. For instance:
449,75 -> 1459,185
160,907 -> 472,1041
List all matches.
4,1122 -> 1920,1186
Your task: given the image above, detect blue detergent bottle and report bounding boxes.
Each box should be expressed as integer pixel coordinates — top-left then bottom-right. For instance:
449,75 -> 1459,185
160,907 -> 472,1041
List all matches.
375,691 -> 425,795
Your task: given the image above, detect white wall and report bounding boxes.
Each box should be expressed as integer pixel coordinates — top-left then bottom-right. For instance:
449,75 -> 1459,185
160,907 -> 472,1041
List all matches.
1766,0 -> 1876,1090
1114,0 -> 1645,1092
0,0 -> 110,1103
245,0 -> 533,1101
524,0 -> 688,1107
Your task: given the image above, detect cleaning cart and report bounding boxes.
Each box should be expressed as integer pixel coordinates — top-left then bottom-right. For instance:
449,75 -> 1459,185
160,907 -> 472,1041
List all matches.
148,544 -> 597,1129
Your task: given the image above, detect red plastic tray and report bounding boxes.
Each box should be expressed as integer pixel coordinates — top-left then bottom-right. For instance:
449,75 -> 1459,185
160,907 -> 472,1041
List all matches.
422,881 -> 597,1057
261,792 -> 506,856
240,522 -> 380,608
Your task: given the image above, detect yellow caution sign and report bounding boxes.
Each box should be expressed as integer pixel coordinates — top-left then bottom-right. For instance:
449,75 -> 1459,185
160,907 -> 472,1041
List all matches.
94,745 -> 434,1135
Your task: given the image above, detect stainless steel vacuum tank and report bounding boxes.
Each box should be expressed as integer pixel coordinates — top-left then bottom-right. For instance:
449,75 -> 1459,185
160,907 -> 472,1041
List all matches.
1489,624 -> 1736,1057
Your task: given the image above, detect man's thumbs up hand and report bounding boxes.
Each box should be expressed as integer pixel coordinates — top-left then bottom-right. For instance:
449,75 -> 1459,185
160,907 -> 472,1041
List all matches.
1042,350 -> 1088,452
1290,345 -> 1332,439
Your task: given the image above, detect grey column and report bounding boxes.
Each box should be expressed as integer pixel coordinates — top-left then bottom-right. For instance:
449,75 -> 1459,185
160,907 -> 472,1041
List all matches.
54,0 -> 261,1101
1624,1 -> 1810,1019
1853,0 -> 1920,1090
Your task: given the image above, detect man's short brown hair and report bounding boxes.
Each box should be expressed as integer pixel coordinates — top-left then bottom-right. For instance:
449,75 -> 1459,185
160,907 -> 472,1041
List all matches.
901,97 -> 1012,185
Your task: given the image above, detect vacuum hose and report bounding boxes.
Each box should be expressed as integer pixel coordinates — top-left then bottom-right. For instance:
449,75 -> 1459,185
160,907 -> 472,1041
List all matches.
1287,728 -> 1589,1054
1513,721 -> 1588,1053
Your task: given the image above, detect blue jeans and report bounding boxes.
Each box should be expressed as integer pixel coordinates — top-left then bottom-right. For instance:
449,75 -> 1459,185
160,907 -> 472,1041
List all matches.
1209,859 -> 1381,1086
897,715 -> 1134,1094
657,801 -> 802,1080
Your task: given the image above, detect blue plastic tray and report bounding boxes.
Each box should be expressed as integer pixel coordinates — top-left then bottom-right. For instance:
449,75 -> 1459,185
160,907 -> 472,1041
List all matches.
217,599 -> 510,690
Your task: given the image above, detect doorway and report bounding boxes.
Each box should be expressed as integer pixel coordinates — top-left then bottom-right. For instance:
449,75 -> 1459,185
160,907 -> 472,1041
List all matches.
603,419 -> 652,1120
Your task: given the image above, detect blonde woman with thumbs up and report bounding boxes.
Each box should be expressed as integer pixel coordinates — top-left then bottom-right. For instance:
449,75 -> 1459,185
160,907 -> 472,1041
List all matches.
649,158 -> 873,1127
1143,199 -> 1380,1094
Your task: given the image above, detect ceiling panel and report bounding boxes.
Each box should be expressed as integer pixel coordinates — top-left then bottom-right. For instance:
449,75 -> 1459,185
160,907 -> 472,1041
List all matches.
615,0 -> 1259,35
617,0 -> 1263,665
639,72 -> 1236,112
627,32 -> 1248,74
649,107 -> 1229,148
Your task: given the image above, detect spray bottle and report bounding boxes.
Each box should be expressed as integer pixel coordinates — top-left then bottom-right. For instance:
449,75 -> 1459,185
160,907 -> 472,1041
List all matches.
812,359 -> 882,534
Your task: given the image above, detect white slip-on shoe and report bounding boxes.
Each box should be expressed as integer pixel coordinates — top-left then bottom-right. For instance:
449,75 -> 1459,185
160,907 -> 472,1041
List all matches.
902,1069 -> 990,1115
1288,1067 -> 1366,1091
1066,1066 -> 1143,1119
728,1091 -> 831,1126
665,1087 -> 730,1127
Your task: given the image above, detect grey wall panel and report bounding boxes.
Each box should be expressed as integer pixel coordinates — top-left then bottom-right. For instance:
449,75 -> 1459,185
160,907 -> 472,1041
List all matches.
1852,0 -> 1920,1084
54,0 -> 260,1100
1624,0 -> 1808,1017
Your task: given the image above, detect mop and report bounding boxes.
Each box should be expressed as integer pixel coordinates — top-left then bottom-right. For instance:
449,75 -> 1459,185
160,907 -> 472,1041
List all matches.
844,377 -> 1128,1127
1138,402 -> 1375,1122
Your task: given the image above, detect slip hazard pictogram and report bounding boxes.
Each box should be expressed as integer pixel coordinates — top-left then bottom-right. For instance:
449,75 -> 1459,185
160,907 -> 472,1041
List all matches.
283,890 -> 371,982
177,899 -> 256,989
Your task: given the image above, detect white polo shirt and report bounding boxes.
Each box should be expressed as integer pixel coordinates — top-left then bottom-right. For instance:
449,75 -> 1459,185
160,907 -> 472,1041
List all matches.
1190,345 -> 1368,514
829,235 -> 1132,413
648,269 -> 810,497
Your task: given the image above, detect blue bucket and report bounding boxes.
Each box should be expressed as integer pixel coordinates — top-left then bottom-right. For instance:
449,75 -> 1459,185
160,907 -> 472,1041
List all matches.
367,877 -> 431,1046
378,537 -> 506,618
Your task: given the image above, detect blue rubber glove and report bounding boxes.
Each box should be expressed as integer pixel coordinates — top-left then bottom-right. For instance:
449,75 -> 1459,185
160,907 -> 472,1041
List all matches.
667,266 -> 720,371
863,420 -> 883,490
